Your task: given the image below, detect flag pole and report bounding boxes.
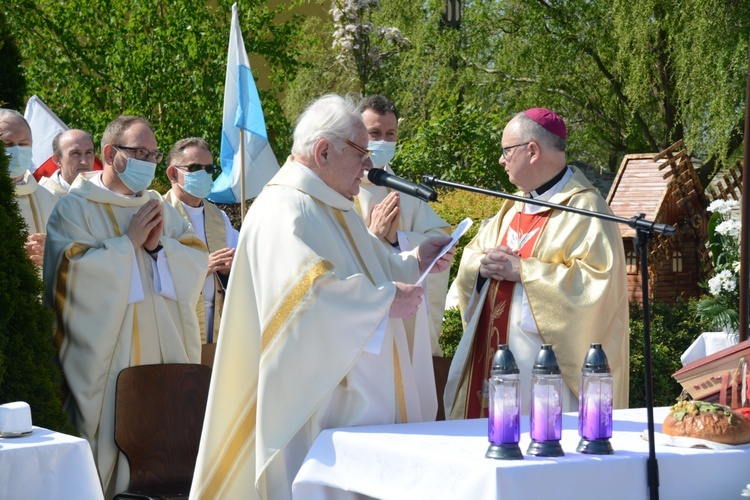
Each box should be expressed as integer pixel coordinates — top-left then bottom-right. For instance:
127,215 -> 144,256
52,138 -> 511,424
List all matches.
240,128 -> 246,222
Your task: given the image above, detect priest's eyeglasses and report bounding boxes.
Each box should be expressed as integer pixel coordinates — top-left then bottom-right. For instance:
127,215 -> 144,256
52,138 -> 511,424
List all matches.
173,163 -> 220,175
501,142 -> 530,161
114,145 -> 164,163
344,139 -> 373,164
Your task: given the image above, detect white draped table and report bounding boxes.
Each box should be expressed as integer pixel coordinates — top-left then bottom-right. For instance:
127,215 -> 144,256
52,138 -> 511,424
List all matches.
293,407 -> 750,500
0,426 -> 103,499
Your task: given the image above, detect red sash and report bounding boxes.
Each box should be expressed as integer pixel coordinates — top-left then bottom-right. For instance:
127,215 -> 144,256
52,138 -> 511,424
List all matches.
464,210 -> 549,418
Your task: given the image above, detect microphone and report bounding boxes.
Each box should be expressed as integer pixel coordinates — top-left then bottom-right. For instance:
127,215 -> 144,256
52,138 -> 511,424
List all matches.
367,168 -> 438,202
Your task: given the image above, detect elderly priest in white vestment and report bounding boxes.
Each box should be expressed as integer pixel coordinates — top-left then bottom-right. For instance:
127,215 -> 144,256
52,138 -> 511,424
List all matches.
190,94 -> 456,500
43,115 -> 208,498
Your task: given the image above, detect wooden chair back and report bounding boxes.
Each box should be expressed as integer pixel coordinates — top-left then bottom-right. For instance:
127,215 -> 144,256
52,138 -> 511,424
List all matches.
114,363 -> 211,498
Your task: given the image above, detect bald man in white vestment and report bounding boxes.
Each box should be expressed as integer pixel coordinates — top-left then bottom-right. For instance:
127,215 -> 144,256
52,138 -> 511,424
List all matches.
190,94 -> 455,500
43,115 -> 208,498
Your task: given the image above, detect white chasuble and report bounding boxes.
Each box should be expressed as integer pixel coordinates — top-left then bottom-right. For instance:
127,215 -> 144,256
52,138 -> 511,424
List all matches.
355,165 -> 451,356
43,171 -> 208,497
190,161 -> 437,500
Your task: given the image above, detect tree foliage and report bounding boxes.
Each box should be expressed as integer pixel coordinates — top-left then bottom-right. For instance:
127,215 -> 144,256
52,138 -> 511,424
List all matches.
286,0 -> 750,188
0,10 -> 25,109
4,0 -> 302,187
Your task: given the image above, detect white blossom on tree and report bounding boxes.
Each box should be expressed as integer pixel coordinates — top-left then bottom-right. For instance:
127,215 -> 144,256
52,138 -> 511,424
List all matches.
330,0 -> 411,93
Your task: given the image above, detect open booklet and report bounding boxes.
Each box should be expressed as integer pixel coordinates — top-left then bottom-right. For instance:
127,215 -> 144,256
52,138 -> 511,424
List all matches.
416,217 -> 473,286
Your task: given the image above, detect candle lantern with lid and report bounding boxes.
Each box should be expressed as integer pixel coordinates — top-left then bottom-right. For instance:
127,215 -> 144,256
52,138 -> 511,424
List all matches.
485,344 -> 523,460
527,344 -> 564,457
577,343 -> 614,454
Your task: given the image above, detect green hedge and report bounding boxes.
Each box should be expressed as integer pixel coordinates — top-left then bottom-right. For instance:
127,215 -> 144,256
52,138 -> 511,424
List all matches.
0,144 -> 76,434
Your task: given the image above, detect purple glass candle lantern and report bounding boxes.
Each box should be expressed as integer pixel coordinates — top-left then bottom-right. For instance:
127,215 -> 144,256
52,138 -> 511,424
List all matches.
577,343 -> 614,454
486,345 -> 523,460
526,345 -> 564,457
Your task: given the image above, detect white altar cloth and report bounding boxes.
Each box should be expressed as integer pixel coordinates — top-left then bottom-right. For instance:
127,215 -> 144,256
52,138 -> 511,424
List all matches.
294,407 -> 750,500
0,426 -> 103,499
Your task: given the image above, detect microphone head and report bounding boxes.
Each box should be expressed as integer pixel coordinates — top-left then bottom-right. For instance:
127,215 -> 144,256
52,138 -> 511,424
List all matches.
367,167 -> 387,185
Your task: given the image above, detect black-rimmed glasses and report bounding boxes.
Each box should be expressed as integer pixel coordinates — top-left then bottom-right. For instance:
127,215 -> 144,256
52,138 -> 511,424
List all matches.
173,163 -> 220,175
501,142 -> 530,161
114,145 -> 164,163
344,139 -> 373,164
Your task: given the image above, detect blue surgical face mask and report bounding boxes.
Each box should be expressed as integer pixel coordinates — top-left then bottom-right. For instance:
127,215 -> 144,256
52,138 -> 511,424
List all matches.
181,169 -> 214,199
117,157 -> 156,193
5,145 -> 33,178
368,141 -> 396,169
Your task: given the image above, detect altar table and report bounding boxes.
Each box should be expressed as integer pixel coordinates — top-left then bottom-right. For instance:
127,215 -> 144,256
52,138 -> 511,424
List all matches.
293,407 -> 750,500
0,426 -> 103,499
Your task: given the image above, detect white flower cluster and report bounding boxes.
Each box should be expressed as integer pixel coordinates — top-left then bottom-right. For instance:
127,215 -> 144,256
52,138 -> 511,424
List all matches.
708,269 -> 737,296
715,219 -> 741,238
330,0 -> 410,69
707,198 -> 739,217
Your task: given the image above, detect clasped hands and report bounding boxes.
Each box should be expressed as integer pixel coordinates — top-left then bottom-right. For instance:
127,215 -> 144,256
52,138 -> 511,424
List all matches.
368,191 -> 400,245
126,199 -> 164,255
479,244 -> 521,282
390,235 -> 456,319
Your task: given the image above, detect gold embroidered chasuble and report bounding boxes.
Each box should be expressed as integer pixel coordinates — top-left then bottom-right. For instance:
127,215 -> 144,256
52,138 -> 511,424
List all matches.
165,190 -> 230,343
43,171 -> 208,497
190,161 -> 437,500
445,167 -> 630,420
355,164 -> 451,356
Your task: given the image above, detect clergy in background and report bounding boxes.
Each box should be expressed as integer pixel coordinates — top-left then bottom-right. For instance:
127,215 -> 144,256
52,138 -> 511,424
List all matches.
164,137 -> 238,345
190,94 -> 455,500
43,115 -> 208,498
39,128 -> 96,197
0,108 -> 58,268
355,94 -> 451,359
444,108 -> 629,419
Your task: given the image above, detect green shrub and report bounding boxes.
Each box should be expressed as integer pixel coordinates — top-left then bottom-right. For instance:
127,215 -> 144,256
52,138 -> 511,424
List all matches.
628,298 -> 710,408
0,143 -> 76,434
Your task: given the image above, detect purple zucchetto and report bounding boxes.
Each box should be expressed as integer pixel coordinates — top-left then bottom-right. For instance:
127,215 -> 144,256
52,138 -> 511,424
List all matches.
523,108 -> 567,139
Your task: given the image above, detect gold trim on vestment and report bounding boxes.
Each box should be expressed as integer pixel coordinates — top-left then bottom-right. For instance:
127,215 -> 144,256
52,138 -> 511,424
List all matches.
199,399 -> 257,498
179,235 -> 208,252
393,339 -> 407,422
28,195 -> 42,233
103,204 -> 120,236
332,209 -> 375,284
260,259 -> 334,353
53,244 -> 87,350
132,306 -> 140,366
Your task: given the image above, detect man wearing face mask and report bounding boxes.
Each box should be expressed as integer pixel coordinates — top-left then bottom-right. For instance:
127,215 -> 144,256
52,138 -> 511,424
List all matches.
164,137 -> 239,345
43,115 -> 208,498
39,129 -> 97,197
356,96 -> 451,368
0,108 -> 58,268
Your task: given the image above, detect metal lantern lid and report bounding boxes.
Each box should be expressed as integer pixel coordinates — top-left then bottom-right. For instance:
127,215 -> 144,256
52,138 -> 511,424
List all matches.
491,345 -> 520,375
581,343 -> 611,374
532,344 -> 561,375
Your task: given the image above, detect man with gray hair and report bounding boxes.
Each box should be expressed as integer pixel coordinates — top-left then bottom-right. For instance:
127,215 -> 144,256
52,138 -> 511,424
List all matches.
164,137 -> 238,345
191,94 -> 456,499
44,115 -> 208,497
0,108 -> 58,268
39,129 -> 96,197
445,108 -> 629,420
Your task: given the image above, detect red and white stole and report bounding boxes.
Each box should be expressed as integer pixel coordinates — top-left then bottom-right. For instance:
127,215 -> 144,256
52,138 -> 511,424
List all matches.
463,209 -> 550,418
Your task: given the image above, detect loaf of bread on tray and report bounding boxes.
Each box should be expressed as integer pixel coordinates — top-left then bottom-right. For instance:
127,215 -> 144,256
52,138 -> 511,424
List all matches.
662,401 -> 750,445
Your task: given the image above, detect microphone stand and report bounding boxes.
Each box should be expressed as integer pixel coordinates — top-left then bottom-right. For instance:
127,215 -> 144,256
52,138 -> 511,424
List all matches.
423,175 -> 675,500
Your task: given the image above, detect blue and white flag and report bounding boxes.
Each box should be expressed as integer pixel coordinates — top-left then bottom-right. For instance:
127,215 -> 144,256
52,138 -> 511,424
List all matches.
208,2 -> 279,204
